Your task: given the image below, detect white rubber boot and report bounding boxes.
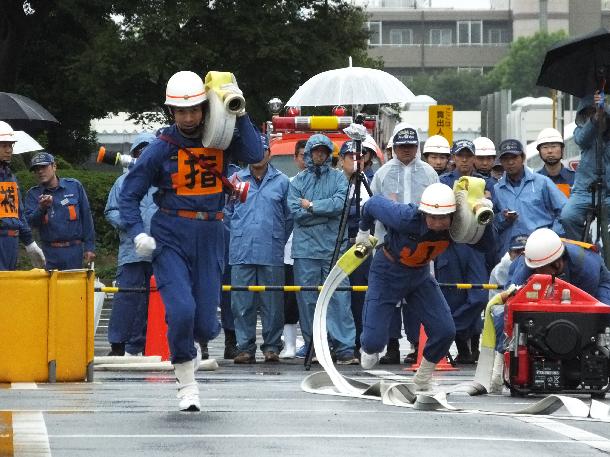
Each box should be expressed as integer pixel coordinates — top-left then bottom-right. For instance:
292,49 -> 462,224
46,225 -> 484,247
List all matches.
489,352 -> 505,394
360,351 -> 380,370
174,360 -> 201,412
193,342 -> 202,372
279,324 -> 297,359
412,358 -> 436,391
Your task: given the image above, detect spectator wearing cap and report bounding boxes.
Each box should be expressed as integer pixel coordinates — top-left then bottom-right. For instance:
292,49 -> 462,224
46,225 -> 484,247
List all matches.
535,128 -> 575,198
440,139 -> 495,198
288,133 -> 359,364
338,139 -> 374,357
25,151 -> 96,269
0,121 -> 45,270
491,158 -> 504,181
492,138 -> 567,259
225,135 -> 293,364
473,137 -> 498,182
437,138 -> 496,363
105,132 -> 157,356
369,122 -> 438,365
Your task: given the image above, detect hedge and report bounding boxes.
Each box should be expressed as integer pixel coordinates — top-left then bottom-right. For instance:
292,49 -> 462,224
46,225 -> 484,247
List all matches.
15,167 -> 122,281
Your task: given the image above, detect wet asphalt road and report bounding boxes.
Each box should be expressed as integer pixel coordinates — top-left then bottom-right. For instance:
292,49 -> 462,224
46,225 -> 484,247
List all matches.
0,300 -> 609,456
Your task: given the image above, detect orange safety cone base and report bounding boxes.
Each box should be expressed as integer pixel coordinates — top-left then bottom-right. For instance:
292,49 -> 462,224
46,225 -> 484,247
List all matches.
144,276 -> 171,361
403,325 -> 458,372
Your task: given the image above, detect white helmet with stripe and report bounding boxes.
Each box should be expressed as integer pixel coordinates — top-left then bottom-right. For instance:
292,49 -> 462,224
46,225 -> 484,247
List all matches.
524,228 -> 564,268
165,71 -> 207,107
419,183 -> 456,215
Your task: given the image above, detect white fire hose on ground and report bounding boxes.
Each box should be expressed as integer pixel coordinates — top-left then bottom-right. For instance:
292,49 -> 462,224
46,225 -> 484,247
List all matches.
301,205 -> 610,421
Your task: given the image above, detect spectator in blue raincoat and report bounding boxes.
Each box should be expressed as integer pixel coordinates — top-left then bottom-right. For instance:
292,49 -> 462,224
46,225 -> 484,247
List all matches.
119,70 -> 262,412
0,121 -> 44,270
105,132 -> 157,357
492,139 -> 567,259
288,133 -> 358,364
560,92 -> 610,241
225,135 -> 292,364
25,151 -> 96,269
435,243 -> 488,364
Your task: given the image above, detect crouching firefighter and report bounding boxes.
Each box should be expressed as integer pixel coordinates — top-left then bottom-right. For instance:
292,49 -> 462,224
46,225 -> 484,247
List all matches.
119,70 -> 263,411
356,182 -> 495,390
482,227 -> 610,393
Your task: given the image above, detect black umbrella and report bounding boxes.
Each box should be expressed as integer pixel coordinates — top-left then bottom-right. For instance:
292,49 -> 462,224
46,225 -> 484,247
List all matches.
0,92 -> 59,130
536,27 -> 610,98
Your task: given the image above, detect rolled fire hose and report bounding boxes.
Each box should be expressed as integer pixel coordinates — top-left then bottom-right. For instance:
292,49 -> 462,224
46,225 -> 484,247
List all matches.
301,244 -> 610,420
202,71 -> 246,150
450,176 -> 494,244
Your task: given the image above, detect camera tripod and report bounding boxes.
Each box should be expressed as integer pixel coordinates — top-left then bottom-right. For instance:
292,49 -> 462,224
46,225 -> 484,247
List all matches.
303,139 -> 372,370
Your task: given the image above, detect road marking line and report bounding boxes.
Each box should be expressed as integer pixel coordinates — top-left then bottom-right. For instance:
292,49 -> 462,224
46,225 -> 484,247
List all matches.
517,416 -> 610,453
5,383 -> 52,457
47,433 -> 584,443
10,384 -> 38,390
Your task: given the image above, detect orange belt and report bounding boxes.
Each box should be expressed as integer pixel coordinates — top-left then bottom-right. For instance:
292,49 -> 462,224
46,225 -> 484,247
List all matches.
48,239 -> 82,248
161,208 -> 224,221
0,229 -> 19,237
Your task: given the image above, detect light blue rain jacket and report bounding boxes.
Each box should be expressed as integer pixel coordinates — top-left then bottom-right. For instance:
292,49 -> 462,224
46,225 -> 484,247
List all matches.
492,166 -> 567,256
288,134 -> 348,261
225,163 -> 292,266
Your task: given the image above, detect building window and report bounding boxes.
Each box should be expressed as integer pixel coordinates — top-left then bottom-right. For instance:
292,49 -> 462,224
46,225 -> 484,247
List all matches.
457,67 -> 484,75
488,28 -> 509,44
368,21 -> 382,46
457,21 -> 482,45
429,28 -> 452,45
389,28 -> 413,45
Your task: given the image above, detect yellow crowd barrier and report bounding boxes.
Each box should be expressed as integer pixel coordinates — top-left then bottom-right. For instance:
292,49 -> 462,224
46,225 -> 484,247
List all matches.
0,270 -> 94,383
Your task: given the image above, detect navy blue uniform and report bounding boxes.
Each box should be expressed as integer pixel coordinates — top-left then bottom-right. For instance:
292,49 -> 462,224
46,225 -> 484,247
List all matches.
25,177 -> 95,270
359,195 -> 494,363
119,118 -> 263,364
0,163 -> 33,270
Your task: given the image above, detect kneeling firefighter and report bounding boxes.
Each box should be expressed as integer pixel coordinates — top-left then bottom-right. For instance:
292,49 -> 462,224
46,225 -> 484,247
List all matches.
119,70 -> 263,411
356,182 -> 495,390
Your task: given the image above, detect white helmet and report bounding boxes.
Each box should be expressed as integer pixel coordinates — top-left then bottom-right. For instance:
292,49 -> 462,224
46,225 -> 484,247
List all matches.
419,183 -> 456,215
423,135 -> 450,155
536,128 -> 564,151
165,71 -> 207,107
0,121 -> 16,142
362,134 -> 379,154
524,228 -> 565,268
473,137 -> 496,156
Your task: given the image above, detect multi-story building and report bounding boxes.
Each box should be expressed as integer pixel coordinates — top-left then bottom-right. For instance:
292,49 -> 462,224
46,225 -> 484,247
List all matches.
353,0 -> 604,82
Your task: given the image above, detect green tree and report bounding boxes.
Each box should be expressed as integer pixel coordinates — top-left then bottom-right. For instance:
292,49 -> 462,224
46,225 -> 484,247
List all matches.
486,30 -> 568,100
2,0 -> 376,164
409,69 -> 494,110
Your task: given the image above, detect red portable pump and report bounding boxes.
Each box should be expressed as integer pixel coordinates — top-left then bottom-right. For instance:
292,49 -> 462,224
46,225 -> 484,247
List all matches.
503,274 -> 610,398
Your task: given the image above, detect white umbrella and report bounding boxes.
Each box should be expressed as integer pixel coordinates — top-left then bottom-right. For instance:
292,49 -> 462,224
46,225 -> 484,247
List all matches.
286,63 -> 415,107
12,130 -> 44,155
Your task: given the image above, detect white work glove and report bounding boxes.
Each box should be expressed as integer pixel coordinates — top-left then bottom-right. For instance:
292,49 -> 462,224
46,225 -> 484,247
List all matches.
355,229 -> 372,248
25,242 -> 46,268
134,233 -> 156,258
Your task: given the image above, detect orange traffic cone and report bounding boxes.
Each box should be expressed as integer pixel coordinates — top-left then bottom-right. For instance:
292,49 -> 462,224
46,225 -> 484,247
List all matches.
404,325 -> 458,372
144,276 -> 170,361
